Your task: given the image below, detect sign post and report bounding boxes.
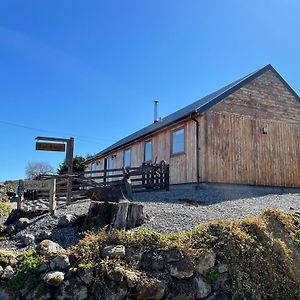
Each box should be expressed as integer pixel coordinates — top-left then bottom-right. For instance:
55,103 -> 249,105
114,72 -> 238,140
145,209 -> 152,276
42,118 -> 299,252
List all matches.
35,136 -> 74,205
10,179 -> 57,215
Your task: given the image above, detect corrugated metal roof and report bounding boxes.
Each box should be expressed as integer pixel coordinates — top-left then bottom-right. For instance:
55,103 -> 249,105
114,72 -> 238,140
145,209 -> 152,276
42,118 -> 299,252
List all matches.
85,64 -> 299,163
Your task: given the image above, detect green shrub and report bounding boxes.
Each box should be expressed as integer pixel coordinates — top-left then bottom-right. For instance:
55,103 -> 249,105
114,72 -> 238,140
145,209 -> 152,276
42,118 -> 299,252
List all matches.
202,266 -> 219,283
8,251 -> 40,294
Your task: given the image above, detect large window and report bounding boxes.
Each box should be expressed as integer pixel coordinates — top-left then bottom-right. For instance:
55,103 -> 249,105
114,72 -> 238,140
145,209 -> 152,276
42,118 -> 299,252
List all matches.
123,148 -> 131,167
144,140 -> 152,162
171,127 -> 185,155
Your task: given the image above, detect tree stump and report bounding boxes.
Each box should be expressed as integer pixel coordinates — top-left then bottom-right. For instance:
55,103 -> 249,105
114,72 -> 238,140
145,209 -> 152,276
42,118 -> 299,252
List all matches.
83,200 -> 144,232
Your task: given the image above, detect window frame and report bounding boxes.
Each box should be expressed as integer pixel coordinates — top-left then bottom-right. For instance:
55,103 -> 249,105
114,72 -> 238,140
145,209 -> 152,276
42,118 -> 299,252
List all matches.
144,139 -> 153,163
123,148 -> 132,167
170,126 -> 186,156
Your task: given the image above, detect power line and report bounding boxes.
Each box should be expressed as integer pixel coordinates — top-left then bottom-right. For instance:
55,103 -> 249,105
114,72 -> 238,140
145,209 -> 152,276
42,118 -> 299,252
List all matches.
0,119 -> 109,144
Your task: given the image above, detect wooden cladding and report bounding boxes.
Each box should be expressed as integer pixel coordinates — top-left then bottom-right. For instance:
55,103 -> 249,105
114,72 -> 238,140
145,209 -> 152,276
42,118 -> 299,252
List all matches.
203,112 -> 300,187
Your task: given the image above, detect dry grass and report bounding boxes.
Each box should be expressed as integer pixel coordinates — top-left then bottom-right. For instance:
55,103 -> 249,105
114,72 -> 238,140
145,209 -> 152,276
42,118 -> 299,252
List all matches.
70,209 -> 300,300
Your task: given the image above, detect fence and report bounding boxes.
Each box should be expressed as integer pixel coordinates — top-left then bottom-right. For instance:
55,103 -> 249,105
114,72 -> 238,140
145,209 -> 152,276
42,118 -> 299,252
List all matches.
29,161 -> 169,201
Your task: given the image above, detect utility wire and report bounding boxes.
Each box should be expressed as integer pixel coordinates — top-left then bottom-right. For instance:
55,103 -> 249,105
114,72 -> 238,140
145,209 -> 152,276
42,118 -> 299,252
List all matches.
0,120 -> 110,144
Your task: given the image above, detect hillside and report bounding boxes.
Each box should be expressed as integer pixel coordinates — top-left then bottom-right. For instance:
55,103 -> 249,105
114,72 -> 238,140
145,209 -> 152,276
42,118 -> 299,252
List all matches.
0,208 -> 300,299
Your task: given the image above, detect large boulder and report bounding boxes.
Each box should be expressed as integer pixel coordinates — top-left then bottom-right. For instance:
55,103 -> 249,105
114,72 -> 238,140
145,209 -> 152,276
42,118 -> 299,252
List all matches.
37,240 -> 66,256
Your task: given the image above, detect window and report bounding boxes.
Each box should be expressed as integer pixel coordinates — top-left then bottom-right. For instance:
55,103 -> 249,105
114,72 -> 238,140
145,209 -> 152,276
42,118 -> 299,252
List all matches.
171,127 -> 185,155
105,156 -> 114,182
123,148 -> 131,167
91,162 -> 97,177
144,140 -> 152,162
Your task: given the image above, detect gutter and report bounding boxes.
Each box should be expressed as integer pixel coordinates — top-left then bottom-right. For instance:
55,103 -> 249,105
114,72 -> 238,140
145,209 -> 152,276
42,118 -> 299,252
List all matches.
191,113 -> 200,185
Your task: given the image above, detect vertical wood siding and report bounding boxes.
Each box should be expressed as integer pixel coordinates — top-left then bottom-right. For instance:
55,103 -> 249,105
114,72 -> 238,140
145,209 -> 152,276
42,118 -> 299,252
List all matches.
203,112 -> 300,187
203,70 -> 300,187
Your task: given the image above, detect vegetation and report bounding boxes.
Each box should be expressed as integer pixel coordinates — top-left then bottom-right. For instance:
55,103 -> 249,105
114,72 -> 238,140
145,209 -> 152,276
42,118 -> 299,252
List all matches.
57,154 -> 91,175
0,203 -> 11,216
8,251 -> 40,294
70,209 -> 300,299
202,266 -> 219,283
25,161 -> 55,179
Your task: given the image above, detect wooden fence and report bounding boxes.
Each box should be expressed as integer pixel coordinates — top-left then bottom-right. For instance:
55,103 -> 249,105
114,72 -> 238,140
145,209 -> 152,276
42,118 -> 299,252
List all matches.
30,161 -> 169,201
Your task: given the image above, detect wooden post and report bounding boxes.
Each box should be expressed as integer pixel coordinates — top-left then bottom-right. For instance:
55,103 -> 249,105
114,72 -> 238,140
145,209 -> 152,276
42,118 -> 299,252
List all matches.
49,178 -> 56,215
66,137 -> 74,205
17,179 -> 23,210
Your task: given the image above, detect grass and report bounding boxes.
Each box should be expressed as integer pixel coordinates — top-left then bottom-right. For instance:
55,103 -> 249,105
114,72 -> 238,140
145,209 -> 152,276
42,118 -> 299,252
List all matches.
0,202 -> 11,216
69,209 -> 300,299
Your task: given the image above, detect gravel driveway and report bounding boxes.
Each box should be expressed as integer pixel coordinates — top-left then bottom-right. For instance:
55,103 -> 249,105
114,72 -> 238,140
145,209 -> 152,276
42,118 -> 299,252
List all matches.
1,184 -> 299,251
133,184 -> 300,233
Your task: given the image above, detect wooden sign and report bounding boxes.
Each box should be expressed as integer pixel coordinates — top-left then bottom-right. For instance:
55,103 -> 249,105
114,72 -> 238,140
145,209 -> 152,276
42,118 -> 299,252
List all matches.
23,180 -> 52,191
36,142 -> 65,152
9,179 -> 56,215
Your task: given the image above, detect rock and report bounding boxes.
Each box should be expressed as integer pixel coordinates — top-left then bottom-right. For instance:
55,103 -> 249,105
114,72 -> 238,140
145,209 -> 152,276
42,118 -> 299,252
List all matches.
165,248 -> 184,263
5,209 -> 47,226
136,280 -> 166,300
0,286 -> 14,300
43,271 -> 65,286
217,262 -> 228,274
66,267 -> 78,279
37,240 -> 66,256
2,265 -> 14,279
205,290 -> 230,300
170,258 -> 194,279
20,233 -> 35,246
141,252 -> 165,272
25,282 -> 53,300
58,214 -> 76,227
50,255 -> 70,271
3,224 -> 15,236
56,276 -> 88,300
39,262 -> 49,273
90,281 -> 127,300
101,245 -> 125,258
38,230 -> 52,241
166,278 -> 197,300
106,266 -> 139,288
0,250 -> 19,266
78,265 -> 94,285
195,252 -> 216,274
15,217 -> 30,230
0,266 -> 3,274
194,276 -> 212,299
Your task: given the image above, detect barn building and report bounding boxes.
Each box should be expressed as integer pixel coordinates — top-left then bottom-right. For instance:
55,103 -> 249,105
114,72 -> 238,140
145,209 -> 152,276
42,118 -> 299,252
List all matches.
84,64 -> 300,188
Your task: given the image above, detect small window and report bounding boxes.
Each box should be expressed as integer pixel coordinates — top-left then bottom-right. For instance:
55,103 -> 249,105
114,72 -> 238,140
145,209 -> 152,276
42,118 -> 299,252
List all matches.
171,127 -> 185,155
123,149 -> 131,167
144,140 -> 152,162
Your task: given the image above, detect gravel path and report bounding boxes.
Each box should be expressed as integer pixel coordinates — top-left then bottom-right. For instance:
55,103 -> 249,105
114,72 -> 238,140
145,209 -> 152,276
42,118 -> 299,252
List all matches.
133,184 -> 300,233
0,184 -> 299,251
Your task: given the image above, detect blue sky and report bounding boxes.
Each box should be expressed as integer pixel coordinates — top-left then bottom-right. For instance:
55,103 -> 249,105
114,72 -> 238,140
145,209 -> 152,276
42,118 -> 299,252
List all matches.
0,1 -> 299,181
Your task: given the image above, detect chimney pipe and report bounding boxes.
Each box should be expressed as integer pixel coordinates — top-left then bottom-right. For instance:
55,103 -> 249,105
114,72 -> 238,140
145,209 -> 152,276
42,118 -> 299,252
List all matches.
154,100 -> 158,123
